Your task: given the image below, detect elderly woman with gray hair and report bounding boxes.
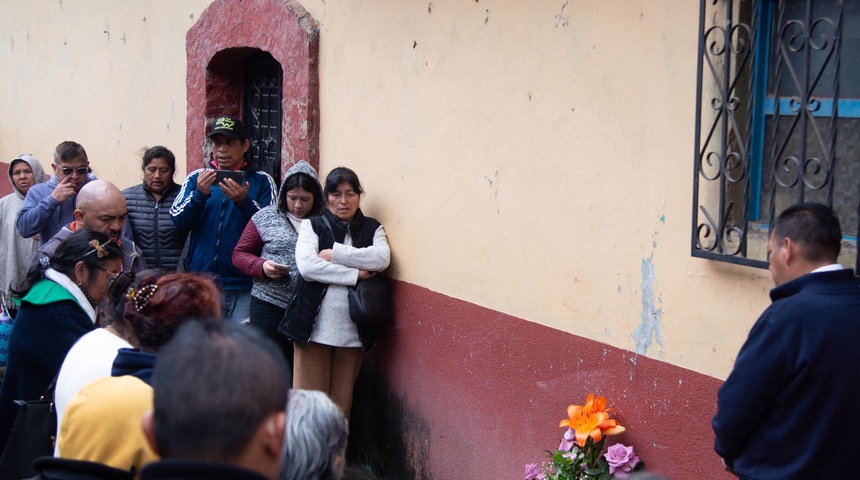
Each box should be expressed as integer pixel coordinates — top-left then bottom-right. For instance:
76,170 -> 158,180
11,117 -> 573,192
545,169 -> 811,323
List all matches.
281,389 -> 348,480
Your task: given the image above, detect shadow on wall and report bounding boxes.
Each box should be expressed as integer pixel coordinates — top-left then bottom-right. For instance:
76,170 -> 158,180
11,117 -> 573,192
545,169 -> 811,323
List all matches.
349,362 -> 431,480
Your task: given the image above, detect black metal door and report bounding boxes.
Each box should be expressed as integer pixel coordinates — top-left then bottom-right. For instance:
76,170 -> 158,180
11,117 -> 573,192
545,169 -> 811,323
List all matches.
243,51 -> 284,185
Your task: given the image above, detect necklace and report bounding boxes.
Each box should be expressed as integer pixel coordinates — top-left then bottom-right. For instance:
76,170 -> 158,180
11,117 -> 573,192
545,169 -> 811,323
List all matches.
80,288 -> 98,307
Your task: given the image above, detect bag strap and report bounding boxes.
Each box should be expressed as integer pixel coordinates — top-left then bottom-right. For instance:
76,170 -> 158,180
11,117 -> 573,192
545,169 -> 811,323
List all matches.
320,215 -> 334,237
42,373 -> 59,403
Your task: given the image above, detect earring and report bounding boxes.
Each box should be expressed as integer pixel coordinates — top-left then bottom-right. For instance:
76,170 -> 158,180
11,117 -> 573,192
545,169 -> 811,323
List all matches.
77,279 -> 82,286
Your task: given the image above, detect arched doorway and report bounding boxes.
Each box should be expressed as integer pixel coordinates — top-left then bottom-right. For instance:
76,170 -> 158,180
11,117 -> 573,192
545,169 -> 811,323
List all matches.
185,0 -> 319,178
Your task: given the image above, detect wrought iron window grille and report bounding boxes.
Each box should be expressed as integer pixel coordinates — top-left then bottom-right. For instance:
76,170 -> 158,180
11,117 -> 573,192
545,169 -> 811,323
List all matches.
693,0 -> 859,272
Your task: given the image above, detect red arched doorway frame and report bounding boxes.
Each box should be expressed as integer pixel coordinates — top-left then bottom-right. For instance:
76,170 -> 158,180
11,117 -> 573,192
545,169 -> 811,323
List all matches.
186,0 -> 319,175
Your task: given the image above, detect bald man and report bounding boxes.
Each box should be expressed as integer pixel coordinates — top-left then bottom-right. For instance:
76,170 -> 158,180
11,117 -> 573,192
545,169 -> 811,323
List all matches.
30,180 -> 146,274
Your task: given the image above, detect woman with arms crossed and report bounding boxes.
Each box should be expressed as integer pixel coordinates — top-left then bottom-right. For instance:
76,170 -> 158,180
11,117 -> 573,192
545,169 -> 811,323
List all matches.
282,167 -> 390,420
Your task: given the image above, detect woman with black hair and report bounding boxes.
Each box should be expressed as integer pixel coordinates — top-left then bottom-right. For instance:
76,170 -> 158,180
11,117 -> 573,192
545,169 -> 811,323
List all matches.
281,167 -> 390,421
233,160 -> 324,363
53,269 -> 164,454
0,229 -> 122,456
56,272 -> 221,472
122,146 -> 187,271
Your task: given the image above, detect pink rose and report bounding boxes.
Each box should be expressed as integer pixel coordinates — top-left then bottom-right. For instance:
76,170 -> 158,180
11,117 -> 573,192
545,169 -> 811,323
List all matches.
559,428 -> 576,451
603,443 -> 640,479
524,463 -> 541,480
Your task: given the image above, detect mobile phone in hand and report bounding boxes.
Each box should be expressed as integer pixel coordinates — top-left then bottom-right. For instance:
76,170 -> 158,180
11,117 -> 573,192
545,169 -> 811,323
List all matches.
213,170 -> 247,186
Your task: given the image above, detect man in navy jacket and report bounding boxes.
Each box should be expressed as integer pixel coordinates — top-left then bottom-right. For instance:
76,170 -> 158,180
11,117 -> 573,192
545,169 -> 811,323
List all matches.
170,116 -> 276,323
713,202 -> 860,479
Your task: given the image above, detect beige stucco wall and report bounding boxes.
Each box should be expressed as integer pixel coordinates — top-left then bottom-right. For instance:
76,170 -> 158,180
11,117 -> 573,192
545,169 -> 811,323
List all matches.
300,0 -> 775,379
1,0 -> 779,379
0,0 -> 212,184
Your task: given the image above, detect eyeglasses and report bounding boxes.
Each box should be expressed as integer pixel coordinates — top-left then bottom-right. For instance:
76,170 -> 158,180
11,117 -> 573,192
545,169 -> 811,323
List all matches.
96,266 -> 120,286
57,165 -> 89,176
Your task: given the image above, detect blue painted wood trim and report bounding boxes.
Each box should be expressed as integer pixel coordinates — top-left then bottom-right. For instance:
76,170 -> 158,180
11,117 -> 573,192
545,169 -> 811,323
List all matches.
764,97 -> 860,118
749,0 -> 772,221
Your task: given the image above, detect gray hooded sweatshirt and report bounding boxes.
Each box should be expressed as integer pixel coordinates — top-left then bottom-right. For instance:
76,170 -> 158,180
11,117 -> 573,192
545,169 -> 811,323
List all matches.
232,160 -> 324,309
0,155 -> 48,310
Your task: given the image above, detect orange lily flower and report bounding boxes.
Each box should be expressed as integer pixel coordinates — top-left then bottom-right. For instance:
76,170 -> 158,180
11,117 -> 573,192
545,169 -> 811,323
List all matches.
559,394 -> 626,447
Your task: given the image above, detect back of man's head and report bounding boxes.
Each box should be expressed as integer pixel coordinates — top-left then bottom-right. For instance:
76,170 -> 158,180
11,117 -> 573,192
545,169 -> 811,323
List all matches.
149,320 -> 289,473
773,202 -> 842,264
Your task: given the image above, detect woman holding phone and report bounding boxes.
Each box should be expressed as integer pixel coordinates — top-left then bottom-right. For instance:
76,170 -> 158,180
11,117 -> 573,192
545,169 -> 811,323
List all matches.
233,160 -> 324,365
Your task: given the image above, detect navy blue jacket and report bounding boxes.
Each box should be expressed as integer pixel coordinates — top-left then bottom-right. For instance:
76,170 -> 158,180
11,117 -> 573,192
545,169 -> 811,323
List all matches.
713,268 -> 860,479
0,291 -> 94,455
170,163 -> 276,290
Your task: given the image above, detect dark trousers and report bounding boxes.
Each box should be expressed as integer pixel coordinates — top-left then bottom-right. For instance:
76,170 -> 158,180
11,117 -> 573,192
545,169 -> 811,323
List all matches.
248,296 -> 294,386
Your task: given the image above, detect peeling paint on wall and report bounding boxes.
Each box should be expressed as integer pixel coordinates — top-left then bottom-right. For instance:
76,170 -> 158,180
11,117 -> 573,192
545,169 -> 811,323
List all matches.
555,1 -> 569,28
634,256 -> 663,355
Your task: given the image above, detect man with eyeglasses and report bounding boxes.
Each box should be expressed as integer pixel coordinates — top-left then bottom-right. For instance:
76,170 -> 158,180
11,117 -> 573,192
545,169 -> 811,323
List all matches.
17,141 -> 95,247
30,180 -> 146,275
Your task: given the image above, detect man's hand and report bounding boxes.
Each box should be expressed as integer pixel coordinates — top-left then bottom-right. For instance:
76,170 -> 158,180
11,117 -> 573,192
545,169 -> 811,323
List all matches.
318,249 -> 333,262
220,178 -> 249,204
50,176 -> 77,203
197,169 -> 217,196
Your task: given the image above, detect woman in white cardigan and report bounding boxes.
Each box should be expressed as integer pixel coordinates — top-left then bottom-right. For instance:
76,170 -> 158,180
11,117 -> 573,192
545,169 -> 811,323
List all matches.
286,167 -> 390,420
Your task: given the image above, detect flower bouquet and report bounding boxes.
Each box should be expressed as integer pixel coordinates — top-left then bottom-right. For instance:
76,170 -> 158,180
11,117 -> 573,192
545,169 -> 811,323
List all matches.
525,394 -> 644,480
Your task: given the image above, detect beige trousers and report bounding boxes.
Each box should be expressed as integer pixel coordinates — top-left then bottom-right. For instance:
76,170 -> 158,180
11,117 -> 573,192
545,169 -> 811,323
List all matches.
292,341 -> 363,421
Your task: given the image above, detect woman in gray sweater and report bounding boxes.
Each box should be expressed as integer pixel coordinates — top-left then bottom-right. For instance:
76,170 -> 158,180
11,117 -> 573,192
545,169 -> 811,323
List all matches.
233,160 -> 324,364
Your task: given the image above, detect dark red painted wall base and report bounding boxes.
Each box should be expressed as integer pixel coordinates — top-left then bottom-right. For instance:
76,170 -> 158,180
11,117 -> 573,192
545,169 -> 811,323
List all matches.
349,281 -> 734,480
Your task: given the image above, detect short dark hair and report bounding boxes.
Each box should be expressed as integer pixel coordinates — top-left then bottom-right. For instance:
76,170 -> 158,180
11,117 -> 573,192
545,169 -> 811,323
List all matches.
279,172 -> 324,217
123,273 -> 221,352
324,167 -> 363,197
53,141 -> 88,163
13,230 -> 122,297
152,320 -> 290,463
141,146 -> 176,173
773,202 -> 842,263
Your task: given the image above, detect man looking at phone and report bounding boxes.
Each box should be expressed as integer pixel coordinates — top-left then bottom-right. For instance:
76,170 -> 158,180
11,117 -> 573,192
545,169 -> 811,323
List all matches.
171,116 -> 276,323
17,141 -> 94,247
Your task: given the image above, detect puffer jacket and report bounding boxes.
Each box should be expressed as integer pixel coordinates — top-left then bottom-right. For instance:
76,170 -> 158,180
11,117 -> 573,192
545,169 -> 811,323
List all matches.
122,182 -> 186,271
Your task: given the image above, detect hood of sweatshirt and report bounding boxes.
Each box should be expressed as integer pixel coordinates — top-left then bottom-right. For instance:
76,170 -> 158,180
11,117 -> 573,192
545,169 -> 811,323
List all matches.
8,154 -> 48,198
278,160 -> 325,217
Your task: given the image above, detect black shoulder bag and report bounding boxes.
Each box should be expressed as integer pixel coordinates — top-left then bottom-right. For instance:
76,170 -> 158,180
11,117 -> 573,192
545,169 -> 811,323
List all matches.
0,375 -> 59,479
321,216 -> 393,328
